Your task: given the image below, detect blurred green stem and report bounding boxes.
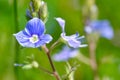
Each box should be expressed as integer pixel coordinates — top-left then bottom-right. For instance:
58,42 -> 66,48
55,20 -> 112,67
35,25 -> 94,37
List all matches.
38,65 -> 53,74
83,0 -> 99,80
50,38 -> 61,51
42,45 -> 61,80
14,0 -> 20,79
89,40 -> 99,80
76,53 -> 90,65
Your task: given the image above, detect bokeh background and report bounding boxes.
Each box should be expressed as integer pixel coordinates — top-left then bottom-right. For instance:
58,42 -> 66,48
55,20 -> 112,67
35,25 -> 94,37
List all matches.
0,0 -> 120,80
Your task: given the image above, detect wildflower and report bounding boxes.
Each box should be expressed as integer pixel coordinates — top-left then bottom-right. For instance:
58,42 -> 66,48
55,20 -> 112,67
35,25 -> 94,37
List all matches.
53,46 -> 79,61
85,20 -> 114,39
55,17 -> 87,48
14,18 -> 52,48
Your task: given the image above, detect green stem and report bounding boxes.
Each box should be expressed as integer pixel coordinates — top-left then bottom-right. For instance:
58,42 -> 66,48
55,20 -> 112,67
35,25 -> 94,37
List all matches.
84,0 -> 99,79
89,40 -> 99,80
76,53 -> 90,65
13,0 -> 20,79
50,38 -> 61,51
38,65 -> 53,75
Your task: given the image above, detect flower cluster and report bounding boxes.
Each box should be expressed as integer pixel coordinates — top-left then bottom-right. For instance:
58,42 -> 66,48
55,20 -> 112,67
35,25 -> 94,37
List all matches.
14,1 -> 88,78
14,17 -> 87,62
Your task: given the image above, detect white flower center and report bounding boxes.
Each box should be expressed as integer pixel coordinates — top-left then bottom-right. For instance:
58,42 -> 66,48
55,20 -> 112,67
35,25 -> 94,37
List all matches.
29,34 -> 39,43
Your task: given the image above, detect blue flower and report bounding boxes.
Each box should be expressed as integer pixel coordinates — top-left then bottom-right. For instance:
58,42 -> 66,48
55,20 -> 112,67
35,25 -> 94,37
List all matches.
13,18 -> 52,48
85,20 -> 114,39
53,46 -> 79,61
55,17 -> 87,48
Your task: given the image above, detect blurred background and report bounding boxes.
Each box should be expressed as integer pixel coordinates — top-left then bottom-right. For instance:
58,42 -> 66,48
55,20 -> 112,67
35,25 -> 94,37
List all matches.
0,0 -> 120,80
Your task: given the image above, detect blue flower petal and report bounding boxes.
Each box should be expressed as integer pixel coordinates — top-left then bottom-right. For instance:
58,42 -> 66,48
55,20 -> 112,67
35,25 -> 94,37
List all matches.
86,20 -> 114,39
53,46 -> 79,61
55,18 -> 65,32
25,18 -> 45,36
67,39 -> 81,48
97,21 -> 114,39
35,34 -> 52,47
13,31 -> 36,47
53,52 -> 70,61
61,33 -> 87,48
100,25 -> 114,39
41,34 -> 53,43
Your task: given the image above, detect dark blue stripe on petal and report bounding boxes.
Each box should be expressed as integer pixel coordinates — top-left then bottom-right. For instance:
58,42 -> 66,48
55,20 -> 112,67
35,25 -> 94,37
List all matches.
25,18 -> 45,36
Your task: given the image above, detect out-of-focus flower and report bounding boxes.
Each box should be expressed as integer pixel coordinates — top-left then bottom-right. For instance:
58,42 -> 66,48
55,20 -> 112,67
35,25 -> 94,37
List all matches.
85,20 -> 114,39
55,17 -> 87,48
53,46 -> 79,61
13,18 -> 52,48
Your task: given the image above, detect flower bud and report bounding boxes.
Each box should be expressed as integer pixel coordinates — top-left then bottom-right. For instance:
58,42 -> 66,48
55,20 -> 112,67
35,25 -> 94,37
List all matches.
22,64 -> 32,70
90,4 -> 98,20
39,1 -> 48,22
32,61 -> 39,68
26,9 -> 33,20
31,0 -> 41,12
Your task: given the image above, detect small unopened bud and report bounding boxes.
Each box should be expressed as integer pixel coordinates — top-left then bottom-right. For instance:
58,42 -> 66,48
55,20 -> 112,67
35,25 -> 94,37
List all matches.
22,64 -> 32,70
32,12 -> 37,17
39,1 -> 48,22
29,2 -> 34,12
90,4 -> 98,20
26,9 -> 33,20
32,61 -> 39,68
31,0 -> 41,12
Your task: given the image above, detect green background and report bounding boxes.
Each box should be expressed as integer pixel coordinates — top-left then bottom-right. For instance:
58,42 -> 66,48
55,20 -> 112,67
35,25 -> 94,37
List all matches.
0,0 -> 120,80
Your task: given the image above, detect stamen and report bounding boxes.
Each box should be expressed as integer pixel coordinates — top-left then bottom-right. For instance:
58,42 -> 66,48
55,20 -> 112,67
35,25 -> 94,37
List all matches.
29,34 -> 39,43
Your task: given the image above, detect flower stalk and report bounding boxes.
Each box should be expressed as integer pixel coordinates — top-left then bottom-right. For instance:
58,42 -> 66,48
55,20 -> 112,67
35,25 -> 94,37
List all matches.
42,45 -> 61,80
38,65 -> 53,75
88,39 -> 99,80
83,0 -> 99,80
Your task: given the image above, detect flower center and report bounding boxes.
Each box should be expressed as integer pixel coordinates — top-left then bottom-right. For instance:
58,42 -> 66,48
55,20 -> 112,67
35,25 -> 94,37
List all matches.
29,34 -> 39,43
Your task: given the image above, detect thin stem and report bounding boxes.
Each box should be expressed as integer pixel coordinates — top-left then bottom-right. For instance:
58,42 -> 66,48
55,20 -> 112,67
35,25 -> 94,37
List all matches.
42,45 -> 61,80
89,41 -> 99,80
13,0 -> 20,79
38,65 -> 53,75
84,0 -> 99,79
50,38 -> 61,51
46,49 -> 56,72
14,0 -> 19,32
63,67 -> 74,80
76,53 -> 90,66
63,62 -> 79,80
